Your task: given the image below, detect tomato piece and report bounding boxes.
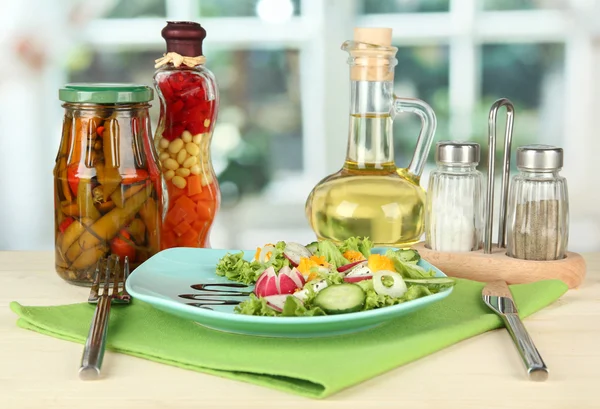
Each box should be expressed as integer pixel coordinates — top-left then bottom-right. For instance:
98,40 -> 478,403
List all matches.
110,237 -> 136,261
58,217 -> 74,233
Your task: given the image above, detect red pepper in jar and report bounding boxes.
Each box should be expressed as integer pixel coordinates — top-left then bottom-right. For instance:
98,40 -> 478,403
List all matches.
110,229 -> 137,261
58,217 -> 74,233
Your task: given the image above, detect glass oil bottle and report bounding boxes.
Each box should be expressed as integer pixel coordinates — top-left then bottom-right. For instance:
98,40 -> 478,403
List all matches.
305,27 -> 437,247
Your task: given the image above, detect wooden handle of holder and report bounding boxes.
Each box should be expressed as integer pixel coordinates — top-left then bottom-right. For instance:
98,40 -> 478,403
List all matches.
411,242 -> 586,289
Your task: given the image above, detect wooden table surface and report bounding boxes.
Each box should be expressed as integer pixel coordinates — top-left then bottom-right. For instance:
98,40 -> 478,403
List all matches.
1,251 -> 598,409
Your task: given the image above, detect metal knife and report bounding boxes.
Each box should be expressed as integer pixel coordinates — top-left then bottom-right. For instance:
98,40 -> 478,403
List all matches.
482,280 -> 549,381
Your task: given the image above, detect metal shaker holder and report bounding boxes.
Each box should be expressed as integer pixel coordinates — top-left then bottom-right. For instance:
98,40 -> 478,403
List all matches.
412,98 -> 586,289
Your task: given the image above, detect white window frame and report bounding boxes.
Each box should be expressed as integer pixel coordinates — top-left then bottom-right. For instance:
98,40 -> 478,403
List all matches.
82,0 -> 597,190
79,0 -> 600,249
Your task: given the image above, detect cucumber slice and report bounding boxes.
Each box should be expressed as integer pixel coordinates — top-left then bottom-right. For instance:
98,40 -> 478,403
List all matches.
314,283 -> 365,314
305,241 -> 319,254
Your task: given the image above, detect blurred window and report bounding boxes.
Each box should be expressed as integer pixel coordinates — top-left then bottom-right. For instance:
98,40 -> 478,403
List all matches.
3,0 -> 597,251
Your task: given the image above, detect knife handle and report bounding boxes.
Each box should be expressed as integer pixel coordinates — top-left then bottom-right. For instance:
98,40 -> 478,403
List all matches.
503,314 -> 548,381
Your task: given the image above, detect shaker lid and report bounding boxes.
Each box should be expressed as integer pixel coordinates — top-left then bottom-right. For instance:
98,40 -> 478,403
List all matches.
516,144 -> 563,170
59,83 -> 153,103
435,141 -> 480,164
161,21 -> 206,56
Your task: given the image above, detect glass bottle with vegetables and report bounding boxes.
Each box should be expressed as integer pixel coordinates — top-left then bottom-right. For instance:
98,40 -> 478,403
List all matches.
54,84 -> 162,285
153,21 -> 220,249
305,28 -> 437,247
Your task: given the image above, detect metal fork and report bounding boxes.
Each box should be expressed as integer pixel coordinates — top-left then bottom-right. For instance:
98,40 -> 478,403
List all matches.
79,255 -> 131,380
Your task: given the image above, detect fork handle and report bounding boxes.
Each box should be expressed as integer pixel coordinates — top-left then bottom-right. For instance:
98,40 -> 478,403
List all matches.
503,313 -> 548,381
79,295 -> 112,380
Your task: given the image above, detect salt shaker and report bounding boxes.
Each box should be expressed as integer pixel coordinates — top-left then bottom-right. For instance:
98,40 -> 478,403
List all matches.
425,141 -> 484,252
506,145 -> 569,260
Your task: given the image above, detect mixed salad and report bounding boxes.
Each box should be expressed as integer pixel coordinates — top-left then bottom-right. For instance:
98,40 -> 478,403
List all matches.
215,237 -> 455,317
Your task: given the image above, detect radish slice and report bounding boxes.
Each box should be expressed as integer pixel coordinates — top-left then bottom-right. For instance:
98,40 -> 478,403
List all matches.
344,264 -> 372,277
255,270 -> 268,289
283,242 -> 312,266
283,267 -> 305,288
338,260 -> 367,273
254,266 -> 277,297
344,275 -> 372,283
344,264 -> 373,283
372,270 -> 407,298
263,294 -> 290,312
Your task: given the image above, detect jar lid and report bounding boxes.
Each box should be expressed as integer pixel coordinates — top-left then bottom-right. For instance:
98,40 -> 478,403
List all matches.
435,141 -> 480,164
59,83 -> 154,104
516,144 -> 563,171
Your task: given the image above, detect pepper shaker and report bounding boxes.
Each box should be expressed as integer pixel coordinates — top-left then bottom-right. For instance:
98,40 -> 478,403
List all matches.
506,145 -> 569,261
425,141 -> 484,252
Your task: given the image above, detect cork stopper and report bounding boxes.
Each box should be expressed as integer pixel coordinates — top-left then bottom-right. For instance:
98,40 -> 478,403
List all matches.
353,27 -> 392,47
347,27 -> 396,82
161,21 -> 206,57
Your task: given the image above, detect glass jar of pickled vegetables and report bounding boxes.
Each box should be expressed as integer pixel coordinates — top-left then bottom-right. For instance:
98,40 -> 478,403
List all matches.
54,84 -> 162,285
153,21 -> 220,249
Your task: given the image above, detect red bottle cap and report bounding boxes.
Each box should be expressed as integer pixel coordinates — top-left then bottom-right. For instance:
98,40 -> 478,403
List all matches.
161,21 -> 206,57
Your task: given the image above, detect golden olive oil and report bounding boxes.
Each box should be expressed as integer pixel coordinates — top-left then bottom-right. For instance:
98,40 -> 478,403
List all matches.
305,113 -> 426,247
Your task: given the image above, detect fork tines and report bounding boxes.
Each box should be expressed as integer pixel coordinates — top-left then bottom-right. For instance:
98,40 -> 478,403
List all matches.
88,255 -> 130,303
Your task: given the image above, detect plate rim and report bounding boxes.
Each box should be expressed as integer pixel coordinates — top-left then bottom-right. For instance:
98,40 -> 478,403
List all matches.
126,247 -> 454,325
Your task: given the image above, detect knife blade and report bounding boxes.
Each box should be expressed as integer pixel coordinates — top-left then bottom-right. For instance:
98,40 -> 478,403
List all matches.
482,280 -> 548,381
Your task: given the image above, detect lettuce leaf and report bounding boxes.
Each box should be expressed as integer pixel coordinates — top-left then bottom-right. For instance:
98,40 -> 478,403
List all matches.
263,241 -> 290,271
234,294 -> 279,316
338,236 -> 373,258
235,294 -> 327,317
391,248 -> 420,264
385,249 -> 436,279
215,241 -> 290,285
215,252 -> 264,284
314,240 -> 348,269
357,279 -> 434,310
281,296 -> 326,317
316,270 -> 345,285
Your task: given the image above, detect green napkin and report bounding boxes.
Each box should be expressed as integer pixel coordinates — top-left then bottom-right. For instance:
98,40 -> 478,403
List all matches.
11,278 -> 567,399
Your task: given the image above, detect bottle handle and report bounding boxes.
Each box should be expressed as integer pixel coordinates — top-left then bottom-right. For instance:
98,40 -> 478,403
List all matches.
392,96 -> 437,183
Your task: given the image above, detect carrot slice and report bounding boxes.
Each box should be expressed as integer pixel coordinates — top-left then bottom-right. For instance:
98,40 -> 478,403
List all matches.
175,195 -> 197,215
179,228 -> 199,247
187,175 -> 203,196
162,230 -> 177,249
167,195 -> 195,225
168,181 -> 186,201
165,206 -> 186,226
173,220 -> 192,237
196,201 -> 214,221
